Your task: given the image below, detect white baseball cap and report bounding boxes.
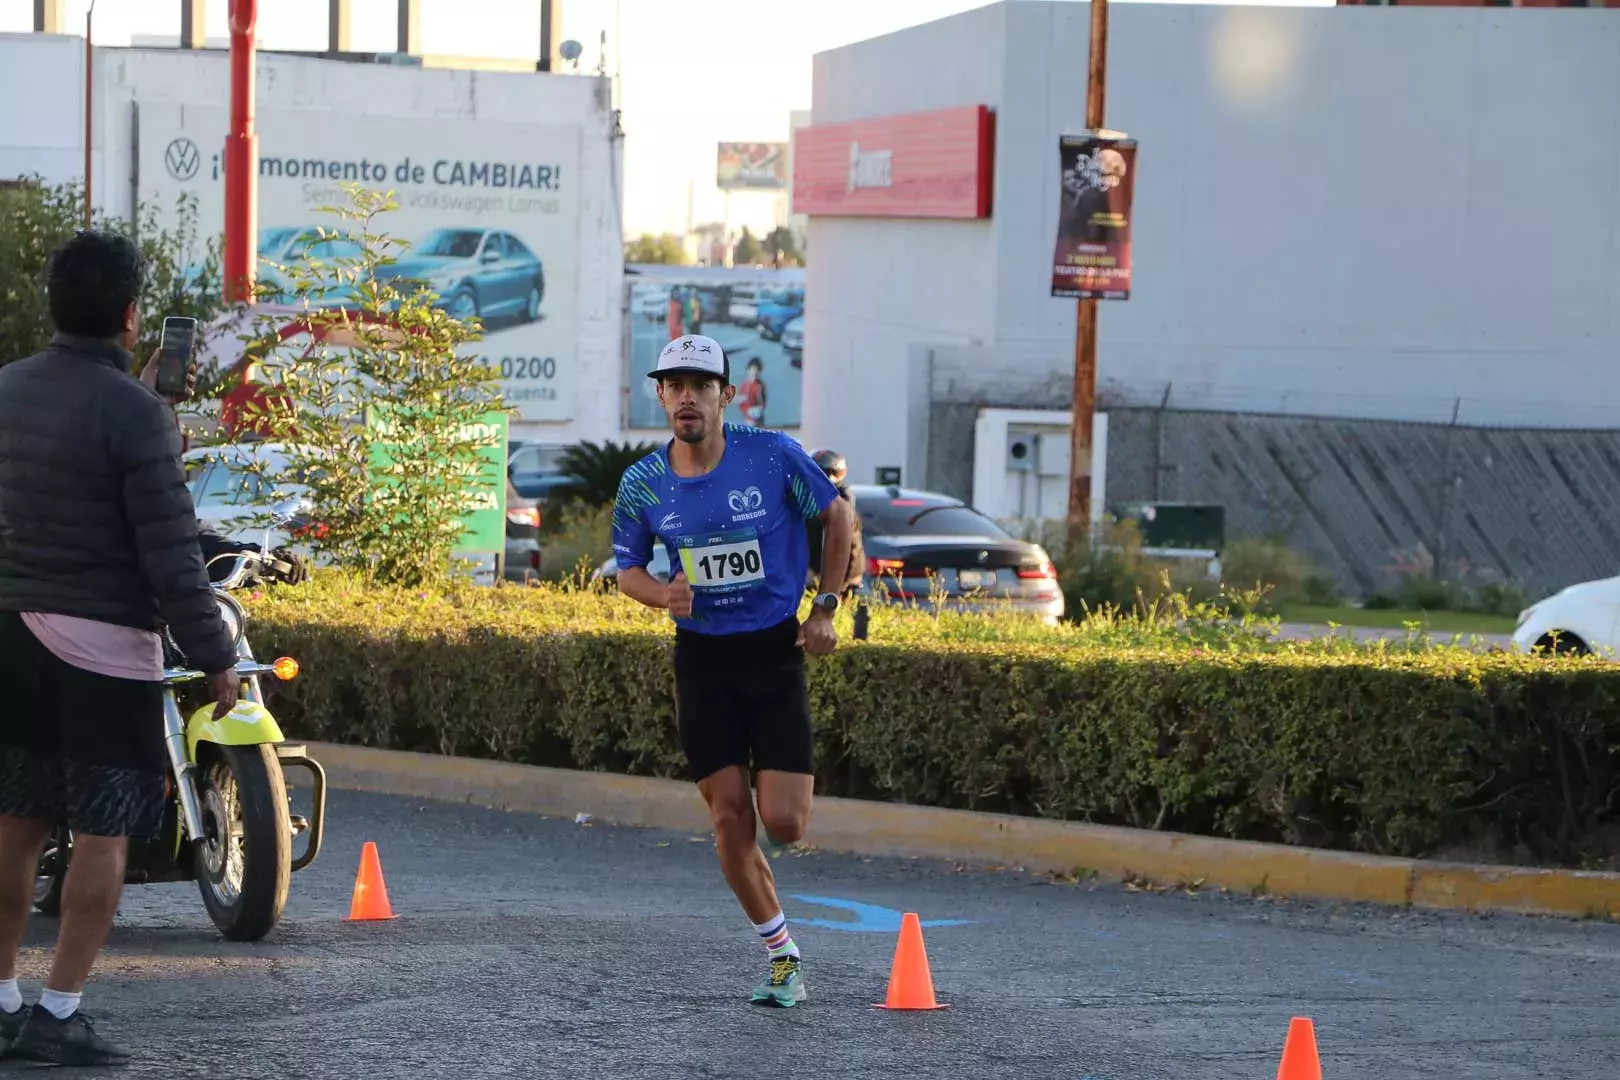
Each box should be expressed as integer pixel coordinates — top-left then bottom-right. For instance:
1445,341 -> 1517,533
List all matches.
649,334 -> 729,383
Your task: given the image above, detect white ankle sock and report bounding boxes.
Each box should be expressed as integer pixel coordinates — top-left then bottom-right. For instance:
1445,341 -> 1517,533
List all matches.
38,989 -> 80,1020
0,978 -> 20,1013
753,912 -> 801,960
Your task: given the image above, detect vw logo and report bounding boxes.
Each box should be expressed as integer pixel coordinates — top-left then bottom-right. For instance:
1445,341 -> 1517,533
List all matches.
727,487 -> 764,514
164,137 -> 200,181
976,550 -> 989,563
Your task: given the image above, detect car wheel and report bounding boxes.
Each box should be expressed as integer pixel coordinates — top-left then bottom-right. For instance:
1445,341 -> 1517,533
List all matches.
450,286 -> 479,321
1535,631 -> 1591,656
525,284 -> 542,322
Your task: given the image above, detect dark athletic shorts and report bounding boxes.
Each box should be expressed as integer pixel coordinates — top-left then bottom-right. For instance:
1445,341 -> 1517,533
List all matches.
673,616 -> 813,783
0,611 -> 168,839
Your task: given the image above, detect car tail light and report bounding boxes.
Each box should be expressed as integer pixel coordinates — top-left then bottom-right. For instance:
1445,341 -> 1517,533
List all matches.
1017,561 -> 1057,580
507,507 -> 541,528
867,558 -> 905,577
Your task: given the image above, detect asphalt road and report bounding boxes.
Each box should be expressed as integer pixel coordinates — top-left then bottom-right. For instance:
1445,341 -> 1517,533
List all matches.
11,790 -> 1618,1079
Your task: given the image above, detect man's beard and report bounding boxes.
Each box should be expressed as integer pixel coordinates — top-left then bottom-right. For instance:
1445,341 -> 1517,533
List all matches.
674,417 -> 706,444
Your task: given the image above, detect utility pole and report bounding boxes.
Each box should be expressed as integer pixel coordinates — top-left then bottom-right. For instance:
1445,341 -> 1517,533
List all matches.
82,0 -> 97,229
1066,0 -> 1110,539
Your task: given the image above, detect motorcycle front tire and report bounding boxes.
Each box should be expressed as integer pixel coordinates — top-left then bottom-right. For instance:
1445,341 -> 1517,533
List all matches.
195,744 -> 291,942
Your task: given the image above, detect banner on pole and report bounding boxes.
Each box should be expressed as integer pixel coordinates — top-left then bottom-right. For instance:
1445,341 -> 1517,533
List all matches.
1049,131 -> 1136,301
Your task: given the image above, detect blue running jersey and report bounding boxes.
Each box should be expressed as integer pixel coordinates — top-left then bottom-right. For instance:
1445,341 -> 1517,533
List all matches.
612,425 -> 841,635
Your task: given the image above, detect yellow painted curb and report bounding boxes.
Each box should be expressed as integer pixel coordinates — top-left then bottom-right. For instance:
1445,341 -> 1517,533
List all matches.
305,742 -> 1620,921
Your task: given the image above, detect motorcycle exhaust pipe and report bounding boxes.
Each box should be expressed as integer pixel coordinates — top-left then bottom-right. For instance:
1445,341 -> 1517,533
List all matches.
161,694 -> 209,844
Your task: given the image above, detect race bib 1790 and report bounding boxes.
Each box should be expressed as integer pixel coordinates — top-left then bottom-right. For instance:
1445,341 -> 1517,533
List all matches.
674,531 -> 765,591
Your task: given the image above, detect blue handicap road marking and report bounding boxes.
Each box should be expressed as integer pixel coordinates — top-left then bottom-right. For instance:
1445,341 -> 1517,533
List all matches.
787,895 -> 973,933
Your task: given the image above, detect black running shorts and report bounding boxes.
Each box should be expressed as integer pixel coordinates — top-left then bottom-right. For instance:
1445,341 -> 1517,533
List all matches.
0,611 -> 168,839
673,616 -> 814,782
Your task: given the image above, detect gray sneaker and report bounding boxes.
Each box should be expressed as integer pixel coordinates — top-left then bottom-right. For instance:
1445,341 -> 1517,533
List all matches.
4,1005 -> 131,1067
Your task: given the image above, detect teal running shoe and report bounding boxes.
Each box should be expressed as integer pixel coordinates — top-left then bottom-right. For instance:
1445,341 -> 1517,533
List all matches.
750,955 -> 807,1008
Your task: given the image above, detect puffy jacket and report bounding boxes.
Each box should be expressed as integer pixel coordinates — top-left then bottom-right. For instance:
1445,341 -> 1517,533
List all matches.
0,334 -> 235,675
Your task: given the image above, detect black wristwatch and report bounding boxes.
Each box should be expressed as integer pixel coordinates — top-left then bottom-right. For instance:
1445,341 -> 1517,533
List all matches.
811,592 -> 840,616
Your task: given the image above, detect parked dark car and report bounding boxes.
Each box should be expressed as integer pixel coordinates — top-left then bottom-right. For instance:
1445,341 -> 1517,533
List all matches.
850,484 -> 1064,623
592,483 -> 1063,624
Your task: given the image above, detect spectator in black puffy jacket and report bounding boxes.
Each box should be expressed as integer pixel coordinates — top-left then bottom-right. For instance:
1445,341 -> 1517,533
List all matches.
0,230 -> 237,1066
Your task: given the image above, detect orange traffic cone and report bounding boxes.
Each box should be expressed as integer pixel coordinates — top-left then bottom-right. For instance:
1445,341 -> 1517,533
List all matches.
874,912 -> 949,1010
1276,1017 -> 1322,1080
343,841 -> 398,922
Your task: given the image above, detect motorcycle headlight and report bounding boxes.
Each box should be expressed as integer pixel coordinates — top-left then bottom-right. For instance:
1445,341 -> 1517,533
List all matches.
216,593 -> 246,650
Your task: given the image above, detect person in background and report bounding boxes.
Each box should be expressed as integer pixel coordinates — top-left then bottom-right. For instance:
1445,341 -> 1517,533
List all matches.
806,448 -> 864,599
0,230 -> 238,1067
685,287 -> 704,336
735,357 -> 768,428
666,287 -> 685,341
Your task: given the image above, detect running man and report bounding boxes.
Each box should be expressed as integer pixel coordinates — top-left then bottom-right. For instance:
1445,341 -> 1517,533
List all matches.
612,334 -> 854,1008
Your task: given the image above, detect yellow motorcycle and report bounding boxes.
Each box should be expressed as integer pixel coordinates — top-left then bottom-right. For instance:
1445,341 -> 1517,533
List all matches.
32,551 -> 326,942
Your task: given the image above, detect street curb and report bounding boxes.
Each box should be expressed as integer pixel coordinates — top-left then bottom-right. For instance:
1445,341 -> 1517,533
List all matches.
306,742 -> 1620,921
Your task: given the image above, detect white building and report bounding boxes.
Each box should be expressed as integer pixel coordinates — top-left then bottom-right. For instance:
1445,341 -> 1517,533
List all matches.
797,2 -> 1620,529
0,31 -> 624,448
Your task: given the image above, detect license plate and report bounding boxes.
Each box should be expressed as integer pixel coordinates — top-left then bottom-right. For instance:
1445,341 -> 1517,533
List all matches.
957,568 -> 996,589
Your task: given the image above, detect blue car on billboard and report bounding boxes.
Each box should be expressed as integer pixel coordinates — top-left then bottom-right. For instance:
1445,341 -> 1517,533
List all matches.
386,228 -> 546,325
756,288 -> 804,341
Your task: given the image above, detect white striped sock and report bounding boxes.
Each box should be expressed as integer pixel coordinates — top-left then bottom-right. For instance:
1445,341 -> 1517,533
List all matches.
753,912 -> 800,959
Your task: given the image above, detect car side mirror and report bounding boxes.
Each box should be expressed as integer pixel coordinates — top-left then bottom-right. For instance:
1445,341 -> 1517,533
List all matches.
481,247 -> 501,264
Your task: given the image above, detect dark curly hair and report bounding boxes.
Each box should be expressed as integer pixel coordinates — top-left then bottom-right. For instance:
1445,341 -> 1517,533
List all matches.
44,229 -> 145,339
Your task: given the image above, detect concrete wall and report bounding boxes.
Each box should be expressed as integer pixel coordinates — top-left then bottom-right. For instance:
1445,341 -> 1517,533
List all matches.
1104,407 -> 1620,598
1005,3 -> 1620,429
0,34 -> 86,187
0,34 -> 625,448
802,3 -> 1009,476
803,2 -> 1620,493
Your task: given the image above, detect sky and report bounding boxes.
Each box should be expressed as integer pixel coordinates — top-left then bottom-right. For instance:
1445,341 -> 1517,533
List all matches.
1,0 -> 1332,239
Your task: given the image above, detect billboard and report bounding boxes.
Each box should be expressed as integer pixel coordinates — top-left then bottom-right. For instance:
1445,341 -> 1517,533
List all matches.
1050,131 -> 1137,301
717,142 -> 789,191
136,103 -> 582,422
791,105 -> 995,218
625,272 -> 805,431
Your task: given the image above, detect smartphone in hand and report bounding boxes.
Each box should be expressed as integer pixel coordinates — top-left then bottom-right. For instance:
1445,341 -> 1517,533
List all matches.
154,316 -> 199,398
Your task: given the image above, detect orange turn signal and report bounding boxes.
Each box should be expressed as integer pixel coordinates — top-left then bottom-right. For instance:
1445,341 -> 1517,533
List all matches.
271,657 -> 300,682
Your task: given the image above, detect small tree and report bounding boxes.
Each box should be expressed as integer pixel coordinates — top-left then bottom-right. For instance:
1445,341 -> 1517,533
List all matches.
762,226 -> 803,268
231,184 -> 505,587
733,226 -> 762,267
554,439 -> 660,509
0,178 -> 227,386
625,232 -> 688,265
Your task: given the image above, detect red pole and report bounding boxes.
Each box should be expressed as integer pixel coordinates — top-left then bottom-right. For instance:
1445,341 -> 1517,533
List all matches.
224,0 -> 259,305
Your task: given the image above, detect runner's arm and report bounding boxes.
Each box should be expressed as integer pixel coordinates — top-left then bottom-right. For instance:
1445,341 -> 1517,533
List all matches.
612,471 -> 668,609
781,434 -> 849,614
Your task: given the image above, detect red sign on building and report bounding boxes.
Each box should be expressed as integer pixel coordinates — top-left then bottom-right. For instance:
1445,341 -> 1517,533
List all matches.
791,105 -> 995,219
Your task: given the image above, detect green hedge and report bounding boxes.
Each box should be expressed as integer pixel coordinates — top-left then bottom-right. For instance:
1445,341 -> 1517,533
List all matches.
243,578 -> 1620,868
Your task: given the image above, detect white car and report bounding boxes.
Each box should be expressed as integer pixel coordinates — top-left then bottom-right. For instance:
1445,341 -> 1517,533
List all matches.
781,316 -> 803,363
728,289 -> 759,327
1511,576 -> 1620,657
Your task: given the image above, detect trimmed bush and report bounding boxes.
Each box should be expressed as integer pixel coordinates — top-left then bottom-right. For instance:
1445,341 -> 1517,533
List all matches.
244,577 -> 1620,868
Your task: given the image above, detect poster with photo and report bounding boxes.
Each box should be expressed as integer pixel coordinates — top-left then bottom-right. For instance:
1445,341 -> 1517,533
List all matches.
137,103 -> 582,421
1050,131 -> 1137,301
624,271 -> 805,432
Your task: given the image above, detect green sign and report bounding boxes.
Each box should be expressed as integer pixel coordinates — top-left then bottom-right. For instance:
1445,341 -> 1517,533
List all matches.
366,407 -> 509,556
